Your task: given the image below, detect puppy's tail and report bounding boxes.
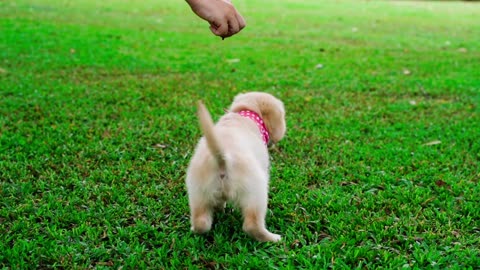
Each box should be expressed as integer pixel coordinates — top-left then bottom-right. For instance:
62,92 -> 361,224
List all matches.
197,101 -> 226,169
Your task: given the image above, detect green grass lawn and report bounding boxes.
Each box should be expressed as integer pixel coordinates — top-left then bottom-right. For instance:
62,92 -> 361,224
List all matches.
1,0 -> 479,268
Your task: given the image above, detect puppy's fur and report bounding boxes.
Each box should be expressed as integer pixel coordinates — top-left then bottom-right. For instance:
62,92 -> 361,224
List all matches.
186,92 -> 286,242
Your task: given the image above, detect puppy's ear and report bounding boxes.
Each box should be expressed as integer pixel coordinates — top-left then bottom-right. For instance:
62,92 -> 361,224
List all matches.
231,92 -> 286,143
261,100 -> 286,143
229,93 -> 250,112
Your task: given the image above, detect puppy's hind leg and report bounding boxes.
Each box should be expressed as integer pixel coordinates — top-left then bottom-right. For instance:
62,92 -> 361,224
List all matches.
191,205 -> 213,234
242,202 -> 281,242
189,197 -> 214,234
240,175 -> 281,242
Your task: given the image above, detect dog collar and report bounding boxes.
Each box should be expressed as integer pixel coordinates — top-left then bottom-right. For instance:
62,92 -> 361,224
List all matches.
238,110 -> 269,145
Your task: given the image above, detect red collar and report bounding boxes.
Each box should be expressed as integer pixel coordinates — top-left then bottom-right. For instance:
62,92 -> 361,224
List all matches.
238,110 -> 270,145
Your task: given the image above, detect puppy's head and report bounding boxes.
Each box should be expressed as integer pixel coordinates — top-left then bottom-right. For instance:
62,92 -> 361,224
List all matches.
229,92 -> 286,143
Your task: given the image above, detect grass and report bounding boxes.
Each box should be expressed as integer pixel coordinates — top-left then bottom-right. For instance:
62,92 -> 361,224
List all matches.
1,0 -> 479,268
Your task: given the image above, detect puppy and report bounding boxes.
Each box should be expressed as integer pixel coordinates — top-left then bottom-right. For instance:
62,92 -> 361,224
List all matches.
186,92 -> 286,242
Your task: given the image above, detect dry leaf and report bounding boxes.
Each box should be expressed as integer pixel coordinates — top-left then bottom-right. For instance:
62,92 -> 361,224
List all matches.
226,58 -> 240,63
315,64 -> 324,69
423,140 -> 441,146
409,100 -> 417,105
435,180 -> 447,187
403,69 -> 411,75
102,130 -> 111,138
154,143 -> 167,149
435,180 -> 451,190
290,239 -> 301,248
96,261 -> 114,266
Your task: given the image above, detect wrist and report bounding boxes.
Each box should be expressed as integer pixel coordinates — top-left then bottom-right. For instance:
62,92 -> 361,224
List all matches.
186,0 -> 198,5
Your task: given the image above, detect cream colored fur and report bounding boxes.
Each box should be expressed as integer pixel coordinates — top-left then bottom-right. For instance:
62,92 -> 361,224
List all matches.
186,92 -> 286,242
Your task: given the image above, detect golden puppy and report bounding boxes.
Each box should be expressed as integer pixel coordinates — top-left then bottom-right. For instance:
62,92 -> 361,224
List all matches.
186,92 -> 286,242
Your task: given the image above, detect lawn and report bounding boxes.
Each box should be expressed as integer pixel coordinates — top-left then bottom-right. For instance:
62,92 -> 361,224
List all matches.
1,0 -> 479,268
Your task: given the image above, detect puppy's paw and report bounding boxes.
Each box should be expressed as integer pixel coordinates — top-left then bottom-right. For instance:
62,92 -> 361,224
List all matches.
191,216 -> 212,234
191,225 -> 210,234
267,233 -> 282,242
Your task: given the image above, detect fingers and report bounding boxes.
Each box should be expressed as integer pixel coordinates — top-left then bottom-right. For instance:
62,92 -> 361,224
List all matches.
211,14 -> 246,39
209,19 -> 228,37
237,13 -> 246,31
228,16 -> 240,37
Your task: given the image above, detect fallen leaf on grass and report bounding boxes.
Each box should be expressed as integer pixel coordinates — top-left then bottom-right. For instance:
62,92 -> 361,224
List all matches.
409,100 -> 417,105
317,232 -> 331,241
102,130 -> 111,138
421,197 -> 436,206
153,143 -> 168,149
290,239 -> 301,248
315,63 -> 324,69
0,67 -> 7,74
96,261 -> 113,266
458,47 -> 468,53
435,179 -> 448,187
413,237 -> 424,243
423,140 -> 441,146
226,58 -> 240,63
340,181 -> 358,186
403,69 -> 411,75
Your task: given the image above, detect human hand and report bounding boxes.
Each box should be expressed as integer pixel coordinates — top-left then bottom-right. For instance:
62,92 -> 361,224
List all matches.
186,0 -> 246,39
